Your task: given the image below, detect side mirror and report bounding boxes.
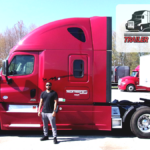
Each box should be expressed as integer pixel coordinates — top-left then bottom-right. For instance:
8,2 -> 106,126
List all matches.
2,60 -> 8,76
2,60 -> 12,84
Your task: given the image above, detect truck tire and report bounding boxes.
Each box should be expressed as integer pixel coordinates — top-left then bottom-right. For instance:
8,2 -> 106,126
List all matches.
130,107 -> 150,138
140,25 -> 144,31
126,84 -> 135,92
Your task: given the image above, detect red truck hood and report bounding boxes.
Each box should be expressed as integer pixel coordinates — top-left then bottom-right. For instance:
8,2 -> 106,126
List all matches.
120,76 -> 136,81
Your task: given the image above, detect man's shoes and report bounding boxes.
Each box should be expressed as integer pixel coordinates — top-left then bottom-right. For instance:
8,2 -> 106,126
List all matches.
53,137 -> 58,144
40,136 -> 48,141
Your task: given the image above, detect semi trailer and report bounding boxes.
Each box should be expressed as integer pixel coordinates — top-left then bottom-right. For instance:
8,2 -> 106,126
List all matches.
1,17 -> 150,138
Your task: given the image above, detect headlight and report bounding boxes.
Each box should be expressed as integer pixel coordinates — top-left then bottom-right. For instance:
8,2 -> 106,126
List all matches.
121,82 -> 126,85
118,79 -> 122,85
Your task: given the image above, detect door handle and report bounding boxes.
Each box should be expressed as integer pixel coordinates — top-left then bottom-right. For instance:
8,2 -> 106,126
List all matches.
30,89 -> 36,98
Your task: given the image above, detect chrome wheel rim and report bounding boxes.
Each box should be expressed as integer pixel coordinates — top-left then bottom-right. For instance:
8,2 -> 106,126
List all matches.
129,86 -> 134,91
137,114 -> 150,133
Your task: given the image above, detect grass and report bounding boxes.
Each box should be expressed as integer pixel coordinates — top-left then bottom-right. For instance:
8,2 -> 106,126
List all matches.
111,86 -> 118,89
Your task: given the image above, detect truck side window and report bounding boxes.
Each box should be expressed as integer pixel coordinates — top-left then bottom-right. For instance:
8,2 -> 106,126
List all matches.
73,60 -> 84,78
67,27 -> 86,42
8,55 -> 34,76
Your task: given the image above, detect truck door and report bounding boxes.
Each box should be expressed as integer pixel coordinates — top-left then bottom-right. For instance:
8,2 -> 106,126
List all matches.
0,52 -> 41,129
1,52 -> 39,103
56,54 -> 93,130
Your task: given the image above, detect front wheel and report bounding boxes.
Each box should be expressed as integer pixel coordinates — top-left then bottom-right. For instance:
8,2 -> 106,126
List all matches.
130,107 -> 150,138
139,25 -> 144,31
126,84 -> 135,92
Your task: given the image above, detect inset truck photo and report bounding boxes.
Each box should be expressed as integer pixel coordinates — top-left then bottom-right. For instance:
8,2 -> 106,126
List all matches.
125,10 -> 150,32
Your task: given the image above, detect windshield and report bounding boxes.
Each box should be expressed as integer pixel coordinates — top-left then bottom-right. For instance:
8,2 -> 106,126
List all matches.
132,14 -> 143,19
131,71 -> 138,77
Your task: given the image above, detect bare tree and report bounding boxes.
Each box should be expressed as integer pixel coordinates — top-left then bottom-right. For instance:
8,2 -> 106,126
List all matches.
0,21 -> 37,68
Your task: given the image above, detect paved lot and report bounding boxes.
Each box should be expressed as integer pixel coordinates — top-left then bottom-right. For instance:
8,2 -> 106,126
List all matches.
1,89 -> 150,150
0,130 -> 149,150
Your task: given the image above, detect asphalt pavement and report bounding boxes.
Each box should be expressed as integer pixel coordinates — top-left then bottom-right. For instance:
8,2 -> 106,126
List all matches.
0,130 -> 147,150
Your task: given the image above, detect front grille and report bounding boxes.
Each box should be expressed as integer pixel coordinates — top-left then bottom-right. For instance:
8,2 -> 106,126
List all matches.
128,21 -> 134,29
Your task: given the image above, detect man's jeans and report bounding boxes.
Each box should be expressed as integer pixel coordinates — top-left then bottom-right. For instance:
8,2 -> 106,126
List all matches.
42,112 -> 57,138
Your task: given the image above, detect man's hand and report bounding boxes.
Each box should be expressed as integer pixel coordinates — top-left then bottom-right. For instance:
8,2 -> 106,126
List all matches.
52,111 -> 56,117
53,99 -> 57,117
38,111 -> 41,117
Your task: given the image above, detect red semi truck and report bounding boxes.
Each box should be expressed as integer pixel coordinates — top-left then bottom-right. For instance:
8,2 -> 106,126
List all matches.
118,65 -> 150,92
1,17 -> 150,138
118,65 -> 140,92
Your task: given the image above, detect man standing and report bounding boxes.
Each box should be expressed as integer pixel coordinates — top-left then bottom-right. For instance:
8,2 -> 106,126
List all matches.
38,82 -> 58,144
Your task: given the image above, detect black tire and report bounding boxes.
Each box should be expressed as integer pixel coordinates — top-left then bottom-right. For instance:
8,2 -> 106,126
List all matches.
130,107 -> 150,138
126,84 -> 135,92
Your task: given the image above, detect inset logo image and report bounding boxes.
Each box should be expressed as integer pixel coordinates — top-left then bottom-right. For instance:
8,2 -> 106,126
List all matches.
125,10 -> 150,32
116,5 -> 150,52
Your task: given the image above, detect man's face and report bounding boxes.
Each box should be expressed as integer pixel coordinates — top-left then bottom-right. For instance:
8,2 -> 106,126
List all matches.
46,83 -> 51,90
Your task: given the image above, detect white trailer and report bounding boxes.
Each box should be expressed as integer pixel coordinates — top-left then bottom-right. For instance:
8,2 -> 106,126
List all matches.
140,55 -> 150,87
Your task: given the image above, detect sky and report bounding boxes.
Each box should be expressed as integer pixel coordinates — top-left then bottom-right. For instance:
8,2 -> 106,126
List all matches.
0,0 -> 150,32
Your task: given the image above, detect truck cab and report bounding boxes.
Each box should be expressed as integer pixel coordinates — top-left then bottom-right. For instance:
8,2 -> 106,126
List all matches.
0,17 -> 113,131
118,65 -> 139,92
118,65 -> 150,92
